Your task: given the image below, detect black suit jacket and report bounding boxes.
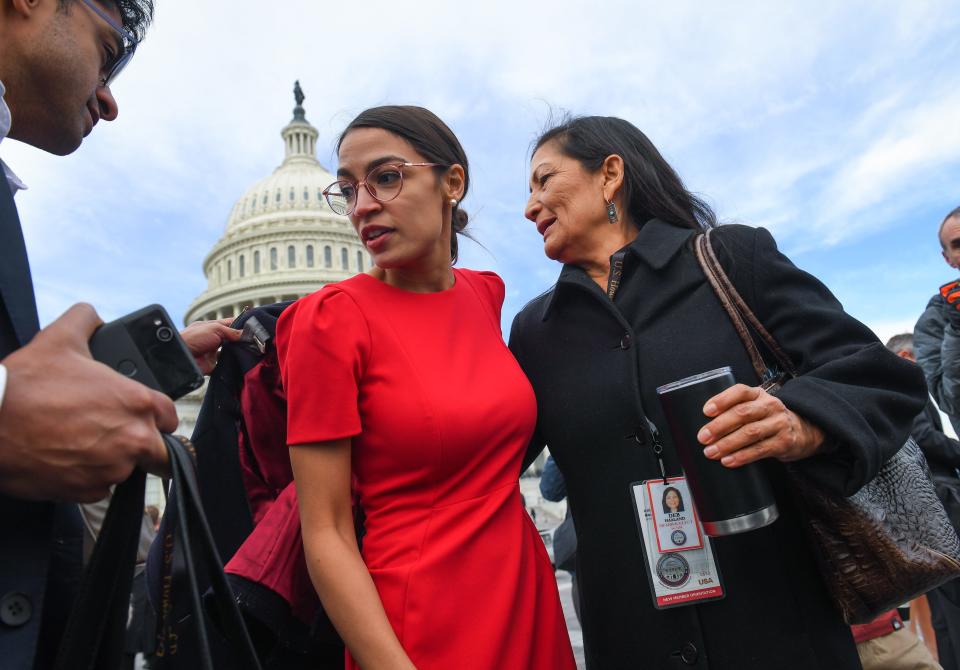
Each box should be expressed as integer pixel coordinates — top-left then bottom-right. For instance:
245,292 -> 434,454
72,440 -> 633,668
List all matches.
0,178 -> 83,670
510,220 -> 927,670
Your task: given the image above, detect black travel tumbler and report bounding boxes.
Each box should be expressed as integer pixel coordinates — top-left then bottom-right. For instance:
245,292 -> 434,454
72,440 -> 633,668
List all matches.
656,366 -> 778,536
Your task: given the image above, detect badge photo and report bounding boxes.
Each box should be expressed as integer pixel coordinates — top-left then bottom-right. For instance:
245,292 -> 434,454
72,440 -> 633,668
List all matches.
646,478 -> 704,553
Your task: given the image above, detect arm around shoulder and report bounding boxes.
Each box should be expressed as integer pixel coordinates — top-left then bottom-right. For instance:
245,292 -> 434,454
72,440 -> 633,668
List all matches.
0,304 -> 175,502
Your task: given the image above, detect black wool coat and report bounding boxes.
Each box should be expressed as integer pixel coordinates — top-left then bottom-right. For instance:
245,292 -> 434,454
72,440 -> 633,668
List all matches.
509,219 -> 927,670
0,180 -> 85,670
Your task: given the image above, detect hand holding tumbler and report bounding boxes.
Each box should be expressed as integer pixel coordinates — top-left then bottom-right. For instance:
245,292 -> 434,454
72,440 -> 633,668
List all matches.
656,367 -> 778,536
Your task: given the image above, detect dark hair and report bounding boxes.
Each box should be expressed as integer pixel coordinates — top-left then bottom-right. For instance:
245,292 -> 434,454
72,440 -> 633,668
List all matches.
939,205 -> 960,248
61,0 -> 155,43
662,487 -> 685,514
337,105 -> 470,264
533,115 -> 716,232
885,333 -> 914,356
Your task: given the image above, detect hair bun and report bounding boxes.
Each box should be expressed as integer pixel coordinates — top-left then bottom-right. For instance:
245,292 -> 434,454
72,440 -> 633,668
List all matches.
453,207 -> 469,233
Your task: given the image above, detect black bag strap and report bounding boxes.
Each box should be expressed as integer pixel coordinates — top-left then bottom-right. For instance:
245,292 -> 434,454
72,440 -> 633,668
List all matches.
55,435 -> 263,670
165,434 -> 263,670
54,467 -> 146,669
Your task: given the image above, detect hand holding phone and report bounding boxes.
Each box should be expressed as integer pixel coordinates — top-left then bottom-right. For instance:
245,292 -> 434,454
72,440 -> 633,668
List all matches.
88,304 -> 204,400
0,304 -> 175,502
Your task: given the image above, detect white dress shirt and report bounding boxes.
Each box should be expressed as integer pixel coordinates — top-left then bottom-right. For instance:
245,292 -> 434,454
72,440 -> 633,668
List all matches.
0,79 -> 27,195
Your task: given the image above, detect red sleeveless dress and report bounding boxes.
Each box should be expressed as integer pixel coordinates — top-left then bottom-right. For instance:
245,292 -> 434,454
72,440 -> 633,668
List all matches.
276,268 -> 576,670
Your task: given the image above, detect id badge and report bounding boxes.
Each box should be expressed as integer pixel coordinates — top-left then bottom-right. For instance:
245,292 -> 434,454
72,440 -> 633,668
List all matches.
630,477 -> 725,609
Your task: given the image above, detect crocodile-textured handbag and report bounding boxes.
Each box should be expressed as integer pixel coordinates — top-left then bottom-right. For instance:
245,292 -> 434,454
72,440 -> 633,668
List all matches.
694,228 -> 960,625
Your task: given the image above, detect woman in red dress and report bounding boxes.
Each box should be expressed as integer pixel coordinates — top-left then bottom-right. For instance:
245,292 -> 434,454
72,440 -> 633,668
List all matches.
276,106 -> 576,670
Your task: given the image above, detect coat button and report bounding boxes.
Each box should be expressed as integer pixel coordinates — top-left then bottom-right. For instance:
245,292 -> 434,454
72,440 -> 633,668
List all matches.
620,333 -> 632,350
680,642 -> 698,665
0,592 -> 32,627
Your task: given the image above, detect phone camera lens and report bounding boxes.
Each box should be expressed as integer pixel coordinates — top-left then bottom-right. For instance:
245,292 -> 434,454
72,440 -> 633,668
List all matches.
156,326 -> 174,343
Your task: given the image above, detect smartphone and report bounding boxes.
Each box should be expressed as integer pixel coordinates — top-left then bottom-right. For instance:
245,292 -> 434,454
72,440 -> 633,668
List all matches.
88,304 -> 204,400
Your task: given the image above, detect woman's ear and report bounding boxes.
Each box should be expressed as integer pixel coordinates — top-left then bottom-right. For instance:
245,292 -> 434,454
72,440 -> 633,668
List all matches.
443,164 -> 466,202
600,154 -> 625,203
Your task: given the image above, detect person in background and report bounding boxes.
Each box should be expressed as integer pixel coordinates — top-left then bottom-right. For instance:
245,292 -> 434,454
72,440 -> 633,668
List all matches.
912,596 -> 943,663
540,454 -> 580,622
889,332 -> 960,670
145,504 -> 160,531
915,206 -> 960,435
851,609 -> 940,670
121,507 -> 159,670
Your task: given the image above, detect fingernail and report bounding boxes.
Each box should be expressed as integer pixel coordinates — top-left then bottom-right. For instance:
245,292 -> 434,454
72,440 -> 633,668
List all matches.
697,428 -> 712,444
721,455 -> 735,467
704,403 -> 717,416
703,446 -> 718,458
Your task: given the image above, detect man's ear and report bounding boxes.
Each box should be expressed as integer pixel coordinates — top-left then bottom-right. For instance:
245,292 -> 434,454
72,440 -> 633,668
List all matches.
9,0 -> 44,18
943,249 -> 958,269
444,164 -> 466,202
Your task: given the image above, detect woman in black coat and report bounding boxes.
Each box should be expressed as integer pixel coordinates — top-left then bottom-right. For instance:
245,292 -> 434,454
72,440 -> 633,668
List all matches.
508,116 -> 927,670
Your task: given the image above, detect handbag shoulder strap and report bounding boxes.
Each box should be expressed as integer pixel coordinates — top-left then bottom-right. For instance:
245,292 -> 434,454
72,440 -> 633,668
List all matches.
693,229 -> 799,380
54,469 -> 146,670
165,434 -> 264,670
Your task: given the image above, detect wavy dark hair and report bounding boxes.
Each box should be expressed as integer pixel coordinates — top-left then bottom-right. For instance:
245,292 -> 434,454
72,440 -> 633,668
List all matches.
661,487 -> 685,514
337,105 -> 470,264
60,0 -> 155,42
533,115 -> 716,232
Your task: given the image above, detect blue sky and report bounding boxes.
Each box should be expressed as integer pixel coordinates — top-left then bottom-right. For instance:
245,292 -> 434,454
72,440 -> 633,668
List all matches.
4,0 -> 959,344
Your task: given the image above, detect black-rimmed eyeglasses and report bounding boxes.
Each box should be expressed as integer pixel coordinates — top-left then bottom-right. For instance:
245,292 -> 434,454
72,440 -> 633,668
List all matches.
79,0 -> 138,87
323,162 -> 445,216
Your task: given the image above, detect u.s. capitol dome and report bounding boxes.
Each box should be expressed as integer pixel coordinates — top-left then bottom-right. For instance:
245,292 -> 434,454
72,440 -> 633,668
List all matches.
184,82 -> 369,324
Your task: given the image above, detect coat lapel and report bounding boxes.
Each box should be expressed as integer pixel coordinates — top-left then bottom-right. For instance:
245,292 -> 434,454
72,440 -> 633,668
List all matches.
542,263 -> 633,331
540,219 -> 696,324
0,178 -> 40,347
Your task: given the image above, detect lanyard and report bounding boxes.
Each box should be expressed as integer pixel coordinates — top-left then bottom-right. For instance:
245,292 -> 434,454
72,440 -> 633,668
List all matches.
607,250 -> 627,300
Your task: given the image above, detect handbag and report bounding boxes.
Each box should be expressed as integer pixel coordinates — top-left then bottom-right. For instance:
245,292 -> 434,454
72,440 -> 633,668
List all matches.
54,434 -> 263,670
693,228 -> 960,625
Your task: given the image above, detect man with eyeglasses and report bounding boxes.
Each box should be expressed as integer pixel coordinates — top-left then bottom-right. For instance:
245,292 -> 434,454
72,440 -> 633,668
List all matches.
0,2 -> 232,668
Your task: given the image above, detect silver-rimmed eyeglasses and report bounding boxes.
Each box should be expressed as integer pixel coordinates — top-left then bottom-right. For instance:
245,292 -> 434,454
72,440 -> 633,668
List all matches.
323,162 -> 445,216
79,0 -> 138,87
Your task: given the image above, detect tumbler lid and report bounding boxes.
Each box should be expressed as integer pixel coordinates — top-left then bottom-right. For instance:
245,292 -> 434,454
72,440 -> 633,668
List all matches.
656,366 -> 733,395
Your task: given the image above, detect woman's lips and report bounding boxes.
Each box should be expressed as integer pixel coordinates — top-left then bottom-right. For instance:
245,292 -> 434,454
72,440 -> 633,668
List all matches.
364,228 -> 394,252
537,217 -> 557,237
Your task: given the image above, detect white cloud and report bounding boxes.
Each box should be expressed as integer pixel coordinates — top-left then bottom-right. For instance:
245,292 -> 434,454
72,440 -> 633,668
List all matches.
3,0 -> 959,329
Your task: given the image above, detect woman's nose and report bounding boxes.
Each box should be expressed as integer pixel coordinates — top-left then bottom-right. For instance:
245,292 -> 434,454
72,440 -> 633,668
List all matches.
96,85 -> 119,121
352,185 -> 381,218
524,194 -> 540,222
